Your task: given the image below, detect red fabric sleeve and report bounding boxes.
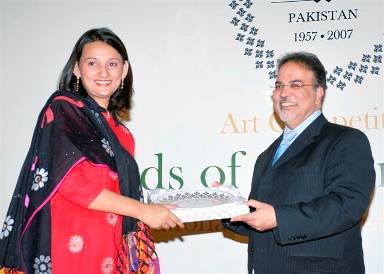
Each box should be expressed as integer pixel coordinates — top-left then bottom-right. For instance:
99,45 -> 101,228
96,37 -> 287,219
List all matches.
57,160 -> 116,208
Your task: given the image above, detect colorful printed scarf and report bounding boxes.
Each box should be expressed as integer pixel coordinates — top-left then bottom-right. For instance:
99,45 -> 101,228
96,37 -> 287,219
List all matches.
0,90 -> 159,273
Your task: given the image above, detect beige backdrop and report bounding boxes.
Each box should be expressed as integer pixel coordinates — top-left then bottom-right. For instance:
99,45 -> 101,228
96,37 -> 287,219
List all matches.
0,0 -> 383,273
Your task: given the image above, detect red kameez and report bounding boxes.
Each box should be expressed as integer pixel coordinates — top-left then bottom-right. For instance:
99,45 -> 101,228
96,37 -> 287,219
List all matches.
51,113 -> 134,274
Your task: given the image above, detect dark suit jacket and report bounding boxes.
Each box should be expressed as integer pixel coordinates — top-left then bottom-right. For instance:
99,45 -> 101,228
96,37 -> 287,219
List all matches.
224,114 -> 375,274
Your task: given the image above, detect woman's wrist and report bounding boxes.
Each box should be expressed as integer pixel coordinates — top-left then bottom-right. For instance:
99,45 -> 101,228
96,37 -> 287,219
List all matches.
133,202 -> 148,221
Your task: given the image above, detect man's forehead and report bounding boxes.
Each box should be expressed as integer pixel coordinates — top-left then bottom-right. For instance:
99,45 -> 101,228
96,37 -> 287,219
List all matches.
277,61 -> 314,79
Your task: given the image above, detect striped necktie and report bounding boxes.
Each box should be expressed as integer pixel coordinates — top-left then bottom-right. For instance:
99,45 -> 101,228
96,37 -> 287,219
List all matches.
272,130 -> 297,165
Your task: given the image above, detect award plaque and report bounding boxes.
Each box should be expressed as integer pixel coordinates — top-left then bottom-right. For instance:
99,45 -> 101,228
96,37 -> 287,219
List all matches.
148,187 -> 249,222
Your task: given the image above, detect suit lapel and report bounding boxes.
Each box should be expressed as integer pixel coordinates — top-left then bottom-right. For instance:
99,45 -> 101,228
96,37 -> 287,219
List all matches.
266,136 -> 282,168
250,138 -> 281,200
273,114 -> 327,168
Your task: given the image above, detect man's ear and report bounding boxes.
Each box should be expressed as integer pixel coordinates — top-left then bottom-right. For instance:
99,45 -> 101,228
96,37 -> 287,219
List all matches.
315,87 -> 324,105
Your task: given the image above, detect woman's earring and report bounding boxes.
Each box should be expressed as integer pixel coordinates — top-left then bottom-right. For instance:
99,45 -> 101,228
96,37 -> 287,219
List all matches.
120,78 -> 124,90
76,76 -> 80,92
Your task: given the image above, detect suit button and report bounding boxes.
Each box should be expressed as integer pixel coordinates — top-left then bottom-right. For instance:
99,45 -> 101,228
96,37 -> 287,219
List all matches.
250,247 -> 254,253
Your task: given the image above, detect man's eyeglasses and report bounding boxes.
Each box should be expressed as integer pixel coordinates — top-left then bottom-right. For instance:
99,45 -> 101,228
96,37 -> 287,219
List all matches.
273,82 -> 319,91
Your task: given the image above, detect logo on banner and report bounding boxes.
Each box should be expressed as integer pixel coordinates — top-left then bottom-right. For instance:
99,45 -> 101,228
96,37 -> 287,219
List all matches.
228,0 -> 382,90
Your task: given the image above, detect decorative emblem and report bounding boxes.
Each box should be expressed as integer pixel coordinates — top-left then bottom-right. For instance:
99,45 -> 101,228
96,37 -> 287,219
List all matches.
227,1 -> 382,90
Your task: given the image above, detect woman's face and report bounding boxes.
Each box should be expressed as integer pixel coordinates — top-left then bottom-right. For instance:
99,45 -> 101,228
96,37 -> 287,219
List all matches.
73,41 -> 128,109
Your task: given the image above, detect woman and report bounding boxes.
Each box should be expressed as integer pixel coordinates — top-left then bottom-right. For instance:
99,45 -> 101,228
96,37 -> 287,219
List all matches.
0,28 -> 183,274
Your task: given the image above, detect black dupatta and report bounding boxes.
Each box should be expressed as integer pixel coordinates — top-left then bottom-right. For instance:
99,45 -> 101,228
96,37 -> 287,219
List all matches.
0,90 -> 142,273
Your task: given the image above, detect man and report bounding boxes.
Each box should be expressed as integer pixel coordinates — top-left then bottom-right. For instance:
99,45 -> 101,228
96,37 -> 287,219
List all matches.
225,52 -> 375,274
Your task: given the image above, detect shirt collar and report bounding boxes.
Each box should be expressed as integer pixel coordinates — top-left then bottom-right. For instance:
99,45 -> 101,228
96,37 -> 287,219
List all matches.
283,110 -> 322,141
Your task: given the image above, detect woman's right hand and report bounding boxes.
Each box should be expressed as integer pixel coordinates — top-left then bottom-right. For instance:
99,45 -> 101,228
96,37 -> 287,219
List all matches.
139,204 -> 184,230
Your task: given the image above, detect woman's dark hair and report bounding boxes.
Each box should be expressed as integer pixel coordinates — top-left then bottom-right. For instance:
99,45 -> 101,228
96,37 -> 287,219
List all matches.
277,51 -> 327,91
59,28 -> 133,112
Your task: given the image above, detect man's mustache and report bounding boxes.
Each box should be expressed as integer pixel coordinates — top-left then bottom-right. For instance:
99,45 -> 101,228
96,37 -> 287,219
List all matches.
279,97 -> 296,105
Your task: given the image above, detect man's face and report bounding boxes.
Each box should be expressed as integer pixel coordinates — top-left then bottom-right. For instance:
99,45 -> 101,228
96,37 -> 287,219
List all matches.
272,61 -> 324,129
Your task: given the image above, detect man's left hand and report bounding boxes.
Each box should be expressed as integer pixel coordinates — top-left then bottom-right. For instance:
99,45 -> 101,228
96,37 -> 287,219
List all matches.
231,199 -> 277,231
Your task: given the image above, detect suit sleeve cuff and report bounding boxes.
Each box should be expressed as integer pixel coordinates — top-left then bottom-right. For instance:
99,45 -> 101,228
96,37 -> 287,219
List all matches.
273,205 -> 309,245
